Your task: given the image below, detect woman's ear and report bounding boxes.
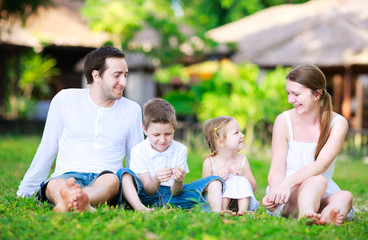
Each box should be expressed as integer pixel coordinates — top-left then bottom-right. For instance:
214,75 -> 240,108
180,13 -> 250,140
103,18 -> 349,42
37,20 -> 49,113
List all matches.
314,89 -> 323,101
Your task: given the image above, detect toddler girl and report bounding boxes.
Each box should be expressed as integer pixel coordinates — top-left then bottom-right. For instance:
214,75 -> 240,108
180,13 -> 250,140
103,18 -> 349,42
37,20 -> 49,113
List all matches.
202,116 -> 259,215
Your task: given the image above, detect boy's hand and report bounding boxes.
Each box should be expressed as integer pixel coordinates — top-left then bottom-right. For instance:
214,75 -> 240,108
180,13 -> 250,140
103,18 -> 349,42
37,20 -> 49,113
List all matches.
155,167 -> 172,183
172,167 -> 186,182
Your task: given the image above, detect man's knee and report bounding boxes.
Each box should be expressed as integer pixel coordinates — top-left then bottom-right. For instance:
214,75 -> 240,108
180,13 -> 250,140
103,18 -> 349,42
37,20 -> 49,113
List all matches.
97,173 -> 119,194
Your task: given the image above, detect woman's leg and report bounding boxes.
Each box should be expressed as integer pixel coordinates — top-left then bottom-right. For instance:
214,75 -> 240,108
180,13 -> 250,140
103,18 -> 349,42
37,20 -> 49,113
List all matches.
283,175 -> 327,223
319,191 -> 353,226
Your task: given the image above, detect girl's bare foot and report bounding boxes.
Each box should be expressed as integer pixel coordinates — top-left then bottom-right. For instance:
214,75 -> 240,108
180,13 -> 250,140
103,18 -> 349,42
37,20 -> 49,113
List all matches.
237,209 -> 251,216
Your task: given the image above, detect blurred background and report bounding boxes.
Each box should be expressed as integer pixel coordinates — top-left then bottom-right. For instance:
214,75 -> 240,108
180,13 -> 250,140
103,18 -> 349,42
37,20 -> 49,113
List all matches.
0,0 -> 367,159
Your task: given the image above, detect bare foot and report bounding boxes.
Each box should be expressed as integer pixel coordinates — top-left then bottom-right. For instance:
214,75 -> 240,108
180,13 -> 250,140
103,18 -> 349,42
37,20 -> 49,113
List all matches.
136,206 -> 155,213
71,185 -> 93,212
237,209 -> 251,216
54,178 -> 78,212
219,210 -> 237,217
321,208 -> 344,226
299,212 -> 323,225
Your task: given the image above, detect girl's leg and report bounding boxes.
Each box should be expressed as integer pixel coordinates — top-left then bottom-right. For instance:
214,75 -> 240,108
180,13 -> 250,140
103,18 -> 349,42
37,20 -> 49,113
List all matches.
319,191 -> 353,226
222,197 -> 231,211
206,180 -> 223,213
237,197 -> 250,216
283,175 -> 327,223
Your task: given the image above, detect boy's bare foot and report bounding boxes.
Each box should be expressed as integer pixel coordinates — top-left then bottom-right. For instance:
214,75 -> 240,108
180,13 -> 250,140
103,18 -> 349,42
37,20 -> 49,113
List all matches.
299,212 -> 323,225
135,206 -> 155,213
321,207 -> 344,226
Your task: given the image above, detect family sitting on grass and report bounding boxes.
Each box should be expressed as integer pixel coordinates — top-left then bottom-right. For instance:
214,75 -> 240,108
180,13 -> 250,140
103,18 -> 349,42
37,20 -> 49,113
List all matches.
17,46 -> 353,226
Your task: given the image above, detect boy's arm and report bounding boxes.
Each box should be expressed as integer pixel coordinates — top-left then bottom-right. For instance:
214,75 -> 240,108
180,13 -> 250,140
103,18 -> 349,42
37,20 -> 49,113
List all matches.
139,168 -> 172,196
171,167 -> 186,196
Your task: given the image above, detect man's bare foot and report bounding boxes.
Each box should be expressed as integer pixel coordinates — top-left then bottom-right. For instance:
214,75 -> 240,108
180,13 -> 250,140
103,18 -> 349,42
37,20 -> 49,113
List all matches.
321,208 -> 344,226
71,185 -> 94,212
299,212 -> 324,225
54,178 -> 78,212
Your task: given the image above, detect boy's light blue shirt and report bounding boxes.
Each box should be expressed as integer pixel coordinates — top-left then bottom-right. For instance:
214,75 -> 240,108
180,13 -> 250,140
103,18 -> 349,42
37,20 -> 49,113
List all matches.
130,138 -> 189,187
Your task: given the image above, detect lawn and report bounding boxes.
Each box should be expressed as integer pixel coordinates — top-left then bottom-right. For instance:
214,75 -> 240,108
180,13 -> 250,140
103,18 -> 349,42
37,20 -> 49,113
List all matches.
0,135 -> 367,240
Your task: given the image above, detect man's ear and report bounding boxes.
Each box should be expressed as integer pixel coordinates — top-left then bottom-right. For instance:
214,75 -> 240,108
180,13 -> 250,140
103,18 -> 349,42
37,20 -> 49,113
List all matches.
92,70 -> 100,83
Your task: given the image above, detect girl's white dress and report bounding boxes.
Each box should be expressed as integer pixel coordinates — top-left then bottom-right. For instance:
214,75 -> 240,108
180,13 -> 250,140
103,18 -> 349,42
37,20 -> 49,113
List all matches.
210,156 -> 259,211
266,110 -> 354,220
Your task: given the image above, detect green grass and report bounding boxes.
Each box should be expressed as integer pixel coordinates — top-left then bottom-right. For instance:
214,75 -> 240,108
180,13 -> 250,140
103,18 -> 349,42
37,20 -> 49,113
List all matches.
0,135 -> 367,240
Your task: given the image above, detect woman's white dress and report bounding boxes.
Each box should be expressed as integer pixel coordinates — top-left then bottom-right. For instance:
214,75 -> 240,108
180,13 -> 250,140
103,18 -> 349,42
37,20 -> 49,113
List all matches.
266,110 -> 354,220
210,156 -> 259,211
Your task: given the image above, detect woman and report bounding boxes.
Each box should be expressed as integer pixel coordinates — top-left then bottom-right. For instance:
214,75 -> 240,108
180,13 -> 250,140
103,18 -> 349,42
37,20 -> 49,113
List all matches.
263,64 -> 354,225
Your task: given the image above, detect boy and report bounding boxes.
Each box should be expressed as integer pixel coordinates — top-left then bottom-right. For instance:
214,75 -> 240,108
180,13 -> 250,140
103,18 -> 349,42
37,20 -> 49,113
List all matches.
116,98 -> 224,212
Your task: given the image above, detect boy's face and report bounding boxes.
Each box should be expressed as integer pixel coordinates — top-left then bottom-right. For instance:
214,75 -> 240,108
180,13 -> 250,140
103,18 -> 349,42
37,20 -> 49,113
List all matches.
143,123 -> 175,152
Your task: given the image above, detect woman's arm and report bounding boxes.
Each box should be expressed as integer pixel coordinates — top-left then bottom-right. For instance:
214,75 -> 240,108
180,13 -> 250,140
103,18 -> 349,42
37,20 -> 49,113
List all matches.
271,116 -> 348,204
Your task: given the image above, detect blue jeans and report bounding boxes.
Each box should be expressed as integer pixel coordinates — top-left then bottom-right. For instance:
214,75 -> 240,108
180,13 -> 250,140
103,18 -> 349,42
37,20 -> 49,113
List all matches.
35,170 -> 116,205
116,168 -> 224,210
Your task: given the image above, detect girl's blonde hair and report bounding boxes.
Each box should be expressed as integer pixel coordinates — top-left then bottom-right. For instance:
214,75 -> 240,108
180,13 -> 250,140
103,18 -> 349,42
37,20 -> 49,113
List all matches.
286,64 -> 332,160
203,116 -> 234,157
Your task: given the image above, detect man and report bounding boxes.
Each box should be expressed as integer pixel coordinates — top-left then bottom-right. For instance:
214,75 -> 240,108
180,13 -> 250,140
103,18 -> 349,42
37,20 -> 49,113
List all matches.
17,46 -> 144,212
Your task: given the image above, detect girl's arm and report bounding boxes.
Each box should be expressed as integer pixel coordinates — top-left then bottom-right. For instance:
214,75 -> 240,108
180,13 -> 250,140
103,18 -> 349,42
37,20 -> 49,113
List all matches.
202,157 -> 213,178
139,168 -> 172,196
241,157 -> 257,192
271,116 -> 348,204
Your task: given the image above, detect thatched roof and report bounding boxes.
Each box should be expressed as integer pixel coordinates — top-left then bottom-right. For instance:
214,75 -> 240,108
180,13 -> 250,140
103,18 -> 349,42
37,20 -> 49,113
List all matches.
0,0 -> 108,49
206,0 -> 368,67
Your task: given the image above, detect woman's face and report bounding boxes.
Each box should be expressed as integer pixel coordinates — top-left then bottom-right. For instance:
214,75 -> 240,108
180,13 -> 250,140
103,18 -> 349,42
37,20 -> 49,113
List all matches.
286,79 -> 319,114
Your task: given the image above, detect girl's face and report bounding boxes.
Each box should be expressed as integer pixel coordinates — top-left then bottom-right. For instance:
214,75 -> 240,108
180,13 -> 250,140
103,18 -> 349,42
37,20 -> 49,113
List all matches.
286,79 -> 319,114
223,119 -> 245,152
144,123 -> 175,152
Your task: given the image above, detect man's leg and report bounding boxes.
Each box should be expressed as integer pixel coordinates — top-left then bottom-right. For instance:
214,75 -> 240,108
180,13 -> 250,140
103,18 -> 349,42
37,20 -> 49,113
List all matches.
45,178 -> 90,212
83,173 -> 120,208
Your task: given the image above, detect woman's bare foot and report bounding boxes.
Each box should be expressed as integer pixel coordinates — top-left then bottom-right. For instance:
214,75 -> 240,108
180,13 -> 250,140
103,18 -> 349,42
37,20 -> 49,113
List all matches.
299,212 -> 323,225
321,207 -> 344,226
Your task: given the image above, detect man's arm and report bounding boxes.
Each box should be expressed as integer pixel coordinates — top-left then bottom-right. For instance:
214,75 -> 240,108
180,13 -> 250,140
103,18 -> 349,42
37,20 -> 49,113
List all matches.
125,104 -> 144,168
17,91 -> 64,197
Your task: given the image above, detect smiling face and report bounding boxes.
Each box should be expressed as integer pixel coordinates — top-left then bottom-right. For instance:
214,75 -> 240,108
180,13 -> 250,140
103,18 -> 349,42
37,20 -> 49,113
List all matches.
286,79 -> 319,114
95,57 -> 128,101
144,122 -> 175,153
223,119 -> 245,152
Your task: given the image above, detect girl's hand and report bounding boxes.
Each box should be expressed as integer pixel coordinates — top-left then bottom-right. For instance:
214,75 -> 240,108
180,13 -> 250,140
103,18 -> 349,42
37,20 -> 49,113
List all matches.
154,167 -> 172,183
172,167 -> 186,182
218,169 -> 230,181
262,194 -> 279,212
230,167 -> 243,176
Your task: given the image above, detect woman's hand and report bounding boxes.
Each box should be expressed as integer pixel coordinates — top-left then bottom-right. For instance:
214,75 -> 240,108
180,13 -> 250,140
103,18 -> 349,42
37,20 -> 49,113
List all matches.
268,179 -> 292,205
262,194 -> 279,212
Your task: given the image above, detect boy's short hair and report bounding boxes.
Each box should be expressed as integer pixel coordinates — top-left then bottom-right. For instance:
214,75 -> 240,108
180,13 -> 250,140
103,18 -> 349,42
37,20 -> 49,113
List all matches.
143,98 -> 177,129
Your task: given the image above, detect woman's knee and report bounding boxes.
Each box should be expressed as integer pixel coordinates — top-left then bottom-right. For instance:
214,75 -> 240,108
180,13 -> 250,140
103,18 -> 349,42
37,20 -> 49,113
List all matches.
340,191 -> 353,203
304,175 -> 327,189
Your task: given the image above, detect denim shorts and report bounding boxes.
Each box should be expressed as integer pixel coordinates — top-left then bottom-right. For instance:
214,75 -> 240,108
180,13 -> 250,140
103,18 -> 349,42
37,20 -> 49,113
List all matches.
35,170 -> 115,204
116,168 -> 224,210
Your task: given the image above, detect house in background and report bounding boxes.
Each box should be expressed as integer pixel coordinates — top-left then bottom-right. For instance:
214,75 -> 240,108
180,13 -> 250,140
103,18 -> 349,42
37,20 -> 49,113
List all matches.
207,0 -> 368,130
0,0 -> 156,124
